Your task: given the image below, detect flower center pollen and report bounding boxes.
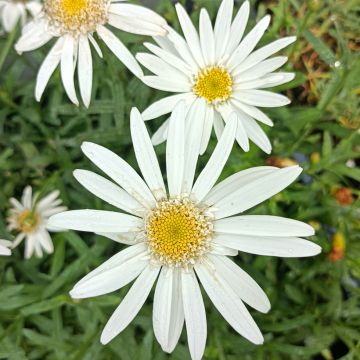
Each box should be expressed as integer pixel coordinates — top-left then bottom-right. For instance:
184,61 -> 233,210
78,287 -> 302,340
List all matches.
16,209 -> 40,234
146,198 -> 213,267
43,0 -> 108,35
193,67 -> 233,104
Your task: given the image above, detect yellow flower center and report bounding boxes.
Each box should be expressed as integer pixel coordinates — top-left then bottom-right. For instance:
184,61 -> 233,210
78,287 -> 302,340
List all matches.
43,0 -> 108,35
16,209 -> 40,234
146,198 -> 213,267
193,67 -> 233,104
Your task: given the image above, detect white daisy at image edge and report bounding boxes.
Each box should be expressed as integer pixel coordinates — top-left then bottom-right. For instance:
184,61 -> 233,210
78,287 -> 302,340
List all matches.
138,0 -> 296,154
0,0 -> 41,33
7,186 -> 67,259
48,99 -> 321,360
0,240 -> 11,256
14,0 -> 167,107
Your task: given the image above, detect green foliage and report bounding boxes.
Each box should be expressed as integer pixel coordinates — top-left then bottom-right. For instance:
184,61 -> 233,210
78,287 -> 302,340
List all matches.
0,0 -> 359,359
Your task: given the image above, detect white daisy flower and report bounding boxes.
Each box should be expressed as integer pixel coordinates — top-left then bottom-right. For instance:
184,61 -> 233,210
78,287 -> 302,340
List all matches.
0,0 -> 41,32
14,0 -> 167,107
7,186 -> 67,259
48,100 -> 321,359
0,240 -> 11,256
137,0 -> 296,154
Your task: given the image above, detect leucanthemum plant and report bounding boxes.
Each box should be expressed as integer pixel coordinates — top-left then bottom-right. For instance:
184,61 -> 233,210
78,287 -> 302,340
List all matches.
48,100 -> 321,360
0,0 -> 41,33
14,0 -> 167,107
138,0 -> 296,154
7,186 -> 66,259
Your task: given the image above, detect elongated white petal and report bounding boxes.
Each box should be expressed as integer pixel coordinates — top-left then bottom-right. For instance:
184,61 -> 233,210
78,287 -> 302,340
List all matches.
81,142 -> 156,208
192,115 -> 237,202
130,108 -> 166,200
210,254 -> 270,312
70,246 -> 148,299
38,230 -> 54,254
96,232 -> 137,245
78,35 -> 93,108
101,265 -> 160,344
167,101 -> 186,197
195,260 -> 264,344
215,215 -> 315,237
61,35 -> 79,106
141,76 -> 190,93
204,166 -> 277,206
210,243 -> 238,257
199,9 -> 215,65
48,210 -> 142,233
73,169 -> 142,215
236,89 -> 290,107
153,268 -> 184,353
21,185 -> 32,208
97,25 -> 143,77
231,99 -> 273,126
0,240 -> 11,256
152,118 -> 169,146
35,37 -> 63,101
260,72 -> 295,88
213,111 -> 225,140
88,34 -> 103,58
199,105 -> 214,155
214,166 -> 303,219
214,0 -> 233,59
142,93 -> 194,121
182,270 -> 207,360
214,233 -> 322,257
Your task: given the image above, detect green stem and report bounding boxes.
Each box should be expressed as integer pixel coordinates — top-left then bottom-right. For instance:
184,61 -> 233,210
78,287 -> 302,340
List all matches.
0,27 -> 17,74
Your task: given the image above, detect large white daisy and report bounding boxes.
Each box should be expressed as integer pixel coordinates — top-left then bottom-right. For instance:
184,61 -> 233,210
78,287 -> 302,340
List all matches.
138,0 -> 296,154
0,0 -> 41,32
0,240 -> 11,256
14,0 -> 167,107
48,100 -> 321,359
7,186 -> 66,258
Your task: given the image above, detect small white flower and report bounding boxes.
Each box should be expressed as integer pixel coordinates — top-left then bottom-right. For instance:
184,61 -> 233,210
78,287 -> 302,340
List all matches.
0,0 -> 41,32
138,0 -> 296,154
48,100 -> 321,359
7,186 -> 66,259
14,0 -> 167,107
0,240 -> 11,256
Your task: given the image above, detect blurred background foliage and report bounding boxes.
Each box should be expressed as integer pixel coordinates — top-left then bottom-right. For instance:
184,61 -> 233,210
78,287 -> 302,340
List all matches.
0,0 -> 359,359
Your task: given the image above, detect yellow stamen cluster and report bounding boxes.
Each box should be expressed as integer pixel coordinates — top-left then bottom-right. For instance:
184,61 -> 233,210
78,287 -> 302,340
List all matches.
146,198 -> 213,267
16,209 -> 40,234
43,0 -> 108,35
193,66 -> 233,104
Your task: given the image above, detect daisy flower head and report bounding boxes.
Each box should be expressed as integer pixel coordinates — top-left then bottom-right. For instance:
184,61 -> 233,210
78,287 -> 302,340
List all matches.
0,240 -> 11,256
138,0 -> 296,154
0,0 -> 41,32
7,186 -> 67,259
48,100 -> 321,360
14,1 -> 167,107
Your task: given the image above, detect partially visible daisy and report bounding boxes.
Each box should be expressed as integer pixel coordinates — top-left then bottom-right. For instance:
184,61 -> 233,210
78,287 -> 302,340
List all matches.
0,0 -> 41,32
14,1 -> 167,107
49,100 -> 321,360
137,0 -> 296,154
7,186 -> 66,258
0,240 -> 11,256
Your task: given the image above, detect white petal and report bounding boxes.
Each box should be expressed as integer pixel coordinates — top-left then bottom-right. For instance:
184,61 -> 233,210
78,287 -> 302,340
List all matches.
175,3 -> 204,68
21,185 -> 32,208
88,34 -> 103,58
214,0 -> 233,59
231,99 -> 273,126
199,105 -> 214,155
61,35 -> 79,106
142,93 -> 194,121
70,244 -> 148,299
73,169 -> 142,215
199,9 -> 215,65
235,90 -> 290,107
24,234 -> 35,259
101,265 -> 160,344
181,269 -> 207,360
36,190 -> 60,212
260,72 -> 295,89
214,233 -> 322,257
215,215 -> 315,237
234,73 -> 289,90
0,240 -> 11,256
214,166 -> 303,219
96,232 -> 137,245
209,254 -> 270,313
195,260 -> 264,344
130,108 -> 166,200
210,243 -> 238,257
81,142 -> 156,208
78,35 -> 93,108
192,115 -> 237,202
152,118 -> 169,146
97,25 -> 143,77
213,111 -> 225,140
153,268 -> 184,353
181,98 -> 206,194
38,230 -> 54,254
3,3 -> 20,32
204,166 -> 277,206
166,101 -> 186,197
47,210 -> 142,233
35,37 -> 63,102
141,76 -> 190,93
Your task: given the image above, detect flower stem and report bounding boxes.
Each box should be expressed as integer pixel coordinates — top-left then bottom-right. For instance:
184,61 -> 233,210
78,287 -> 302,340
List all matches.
0,28 -> 17,74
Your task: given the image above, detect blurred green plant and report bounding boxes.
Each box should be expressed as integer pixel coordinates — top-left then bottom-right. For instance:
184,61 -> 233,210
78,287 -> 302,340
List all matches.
0,0 -> 359,359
